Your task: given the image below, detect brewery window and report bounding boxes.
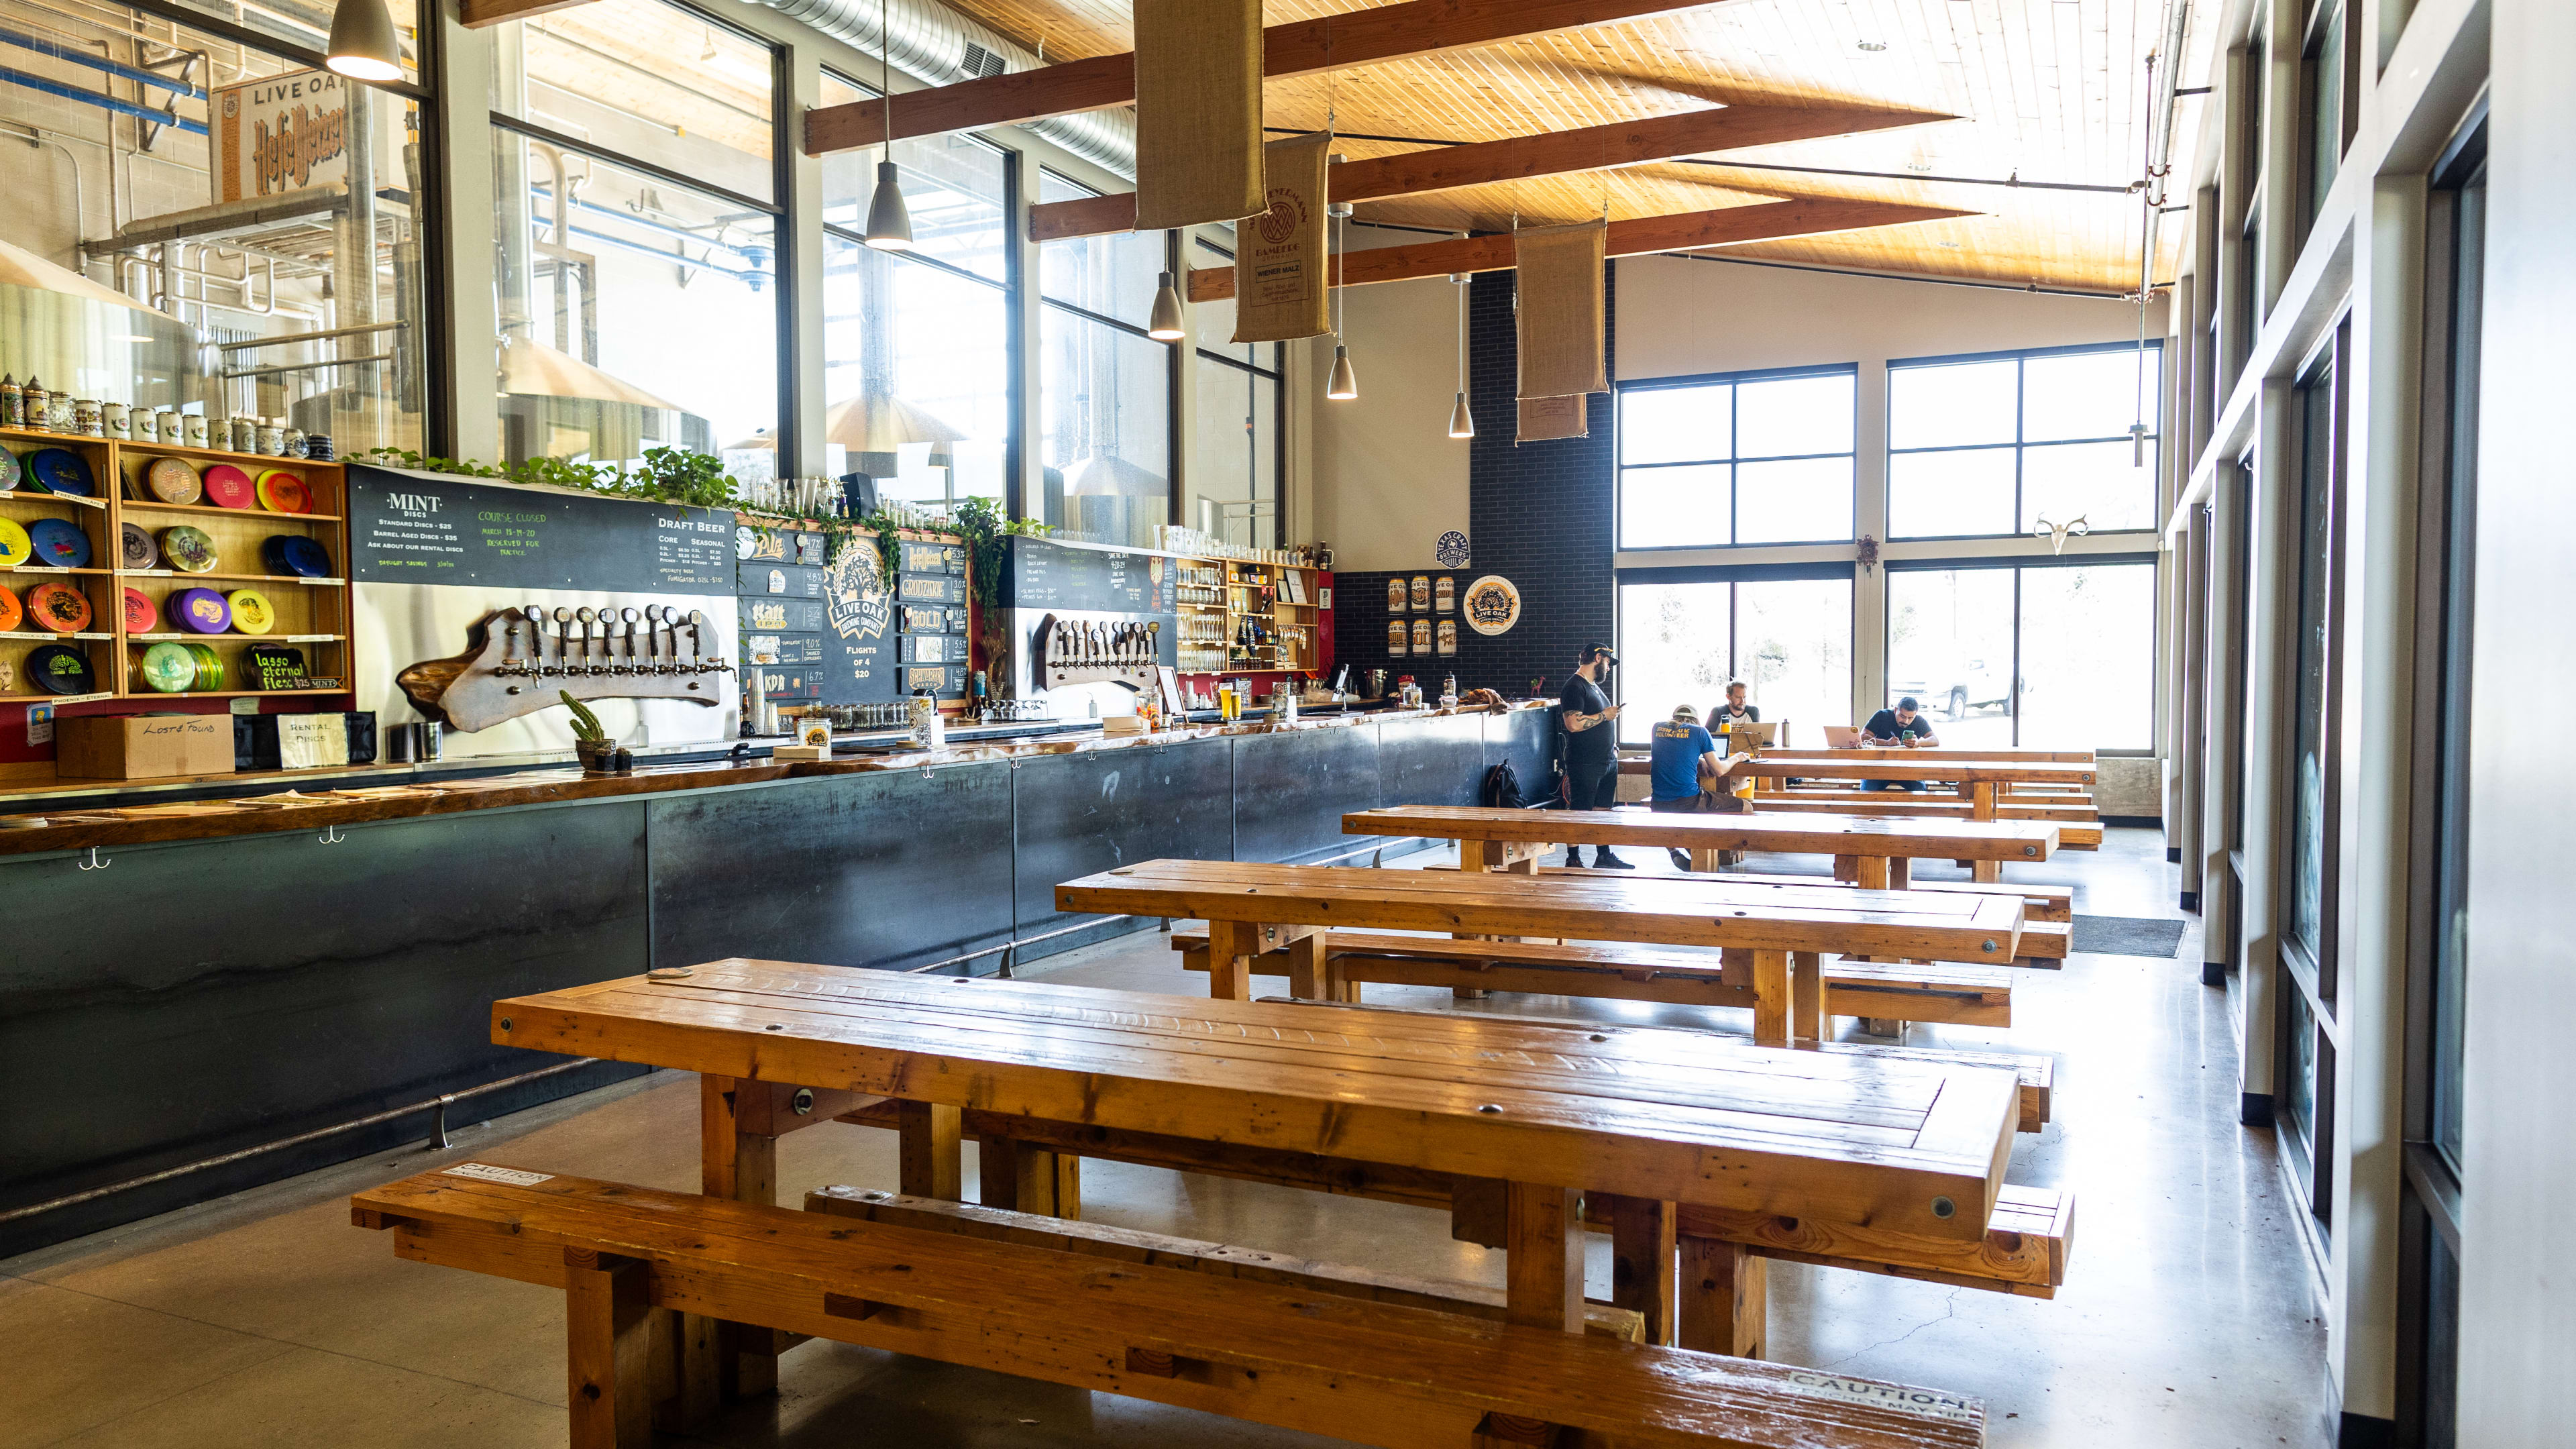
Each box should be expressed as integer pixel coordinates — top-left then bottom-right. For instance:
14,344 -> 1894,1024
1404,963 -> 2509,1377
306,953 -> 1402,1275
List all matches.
1888,343 -> 2161,540
1188,235 -> 1282,549
1615,366 -> 1858,550
1034,170 -> 1173,547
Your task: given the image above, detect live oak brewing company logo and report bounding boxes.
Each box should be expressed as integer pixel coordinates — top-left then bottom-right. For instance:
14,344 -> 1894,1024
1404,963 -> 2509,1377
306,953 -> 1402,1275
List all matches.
824,546 -> 890,644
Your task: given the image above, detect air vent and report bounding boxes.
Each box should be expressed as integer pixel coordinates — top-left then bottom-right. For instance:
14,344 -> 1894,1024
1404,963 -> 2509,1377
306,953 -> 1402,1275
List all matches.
958,42 -> 1007,78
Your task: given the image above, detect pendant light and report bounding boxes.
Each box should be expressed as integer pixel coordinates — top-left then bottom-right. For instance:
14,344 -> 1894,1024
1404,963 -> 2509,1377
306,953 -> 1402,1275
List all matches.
324,0 -> 403,82
1147,270 -> 1186,341
1324,201 -> 1358,401
1445,235 -> 1473,438
861,0 -> 913,252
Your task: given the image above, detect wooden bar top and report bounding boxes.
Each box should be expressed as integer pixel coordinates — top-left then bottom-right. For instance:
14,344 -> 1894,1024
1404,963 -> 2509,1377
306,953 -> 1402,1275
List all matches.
0,701 -> 1544,857
1344,804 -> 2059,861
492,959 -> 2019,1240
1057,857 -> 2025,962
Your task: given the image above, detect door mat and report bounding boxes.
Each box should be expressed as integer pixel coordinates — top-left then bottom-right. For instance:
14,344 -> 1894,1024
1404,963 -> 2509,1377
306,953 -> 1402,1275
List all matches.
2071,914 -> 2188,958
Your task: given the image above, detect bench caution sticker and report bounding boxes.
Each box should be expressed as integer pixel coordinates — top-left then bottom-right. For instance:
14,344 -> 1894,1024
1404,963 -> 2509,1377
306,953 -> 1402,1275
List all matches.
1760,1371 -> 1982,1426
440,1163 -> 554,1187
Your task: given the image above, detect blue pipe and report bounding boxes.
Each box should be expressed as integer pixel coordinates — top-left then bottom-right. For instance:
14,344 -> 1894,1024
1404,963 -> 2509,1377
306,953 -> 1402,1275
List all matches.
0,62 -> 207,133
530,182 -> 769,264
539,217 -> 769,289
0,27 -> 205,97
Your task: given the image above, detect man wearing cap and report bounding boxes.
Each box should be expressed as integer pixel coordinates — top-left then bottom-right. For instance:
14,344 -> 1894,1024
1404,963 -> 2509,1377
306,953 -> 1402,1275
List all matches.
1649,702 -> 1752,870
1558,643 -> 1631,869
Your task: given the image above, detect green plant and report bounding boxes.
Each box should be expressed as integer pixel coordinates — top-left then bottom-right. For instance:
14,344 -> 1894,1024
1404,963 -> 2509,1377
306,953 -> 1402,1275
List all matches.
349,446 -> 743,511
559,690 -> 608,742
946,494 -> 1051,612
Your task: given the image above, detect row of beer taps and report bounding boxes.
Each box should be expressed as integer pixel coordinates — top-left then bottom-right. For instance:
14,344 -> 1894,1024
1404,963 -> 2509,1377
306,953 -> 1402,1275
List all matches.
1049,618 -> 1159,665
496,604 -> 732,678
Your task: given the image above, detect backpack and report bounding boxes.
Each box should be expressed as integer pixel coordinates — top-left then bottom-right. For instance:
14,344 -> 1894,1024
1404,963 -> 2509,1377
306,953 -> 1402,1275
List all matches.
1480,761 -> 1525,810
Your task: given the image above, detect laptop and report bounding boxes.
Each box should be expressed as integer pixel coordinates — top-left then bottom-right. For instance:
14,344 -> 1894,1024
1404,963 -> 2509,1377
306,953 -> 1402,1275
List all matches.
1819,724 -> 1867,749
1716,720 -> 1778,749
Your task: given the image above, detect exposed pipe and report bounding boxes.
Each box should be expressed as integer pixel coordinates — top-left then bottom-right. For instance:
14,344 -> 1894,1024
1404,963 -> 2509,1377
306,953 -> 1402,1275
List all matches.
0,60 -> 209,133
745,0 -> 1136,179
3,122 -> 87,267
0,24 -> 203,95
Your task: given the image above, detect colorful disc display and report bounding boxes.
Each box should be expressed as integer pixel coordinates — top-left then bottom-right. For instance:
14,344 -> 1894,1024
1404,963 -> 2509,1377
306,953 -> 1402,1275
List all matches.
25,447 -> 93,496
123,587 -> 158,634
225,588 -> 274,635
201,463 -> 254,509
172,586 -> 230,633
0,445 -> 19,492
159,525 -> 217,573
184,641 -> 225,691
25,581 -> 91,633
262,534 -> 330,578
28,642 -> 94,694
139,640 -> 196,692
0,588 -> 19,631
0,517 -> 29,568
145,456 -> 205,504
25,517 -> 90,569
121,521 -> 158,570
254,469 -> 311,513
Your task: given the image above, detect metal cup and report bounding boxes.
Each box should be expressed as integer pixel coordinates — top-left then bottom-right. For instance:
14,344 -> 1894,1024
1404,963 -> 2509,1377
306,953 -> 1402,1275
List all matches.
416,720 -> 441,761
386,724 -> 418,762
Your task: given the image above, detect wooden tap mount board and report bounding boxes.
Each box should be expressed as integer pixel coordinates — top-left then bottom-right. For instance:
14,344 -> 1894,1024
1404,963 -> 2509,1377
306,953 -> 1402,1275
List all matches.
1346,804 -> 2058,862
492,961 -> 2019,1241
1057,857 -> 2025,963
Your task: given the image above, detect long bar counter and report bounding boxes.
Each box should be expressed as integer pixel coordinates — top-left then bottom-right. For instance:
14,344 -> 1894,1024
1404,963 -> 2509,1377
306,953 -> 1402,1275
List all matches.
0,702 -> 1554,1254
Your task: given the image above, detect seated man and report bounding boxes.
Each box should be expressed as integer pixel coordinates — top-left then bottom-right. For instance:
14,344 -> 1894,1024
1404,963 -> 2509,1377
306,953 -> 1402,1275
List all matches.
1648,704 -> 1747,869
1709,680 -> 1759,741
1858,696 -> 1939,792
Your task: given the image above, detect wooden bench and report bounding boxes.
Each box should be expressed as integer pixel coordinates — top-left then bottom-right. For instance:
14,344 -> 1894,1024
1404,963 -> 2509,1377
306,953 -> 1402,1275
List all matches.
1455,867 -> 2073,967
1171,929 -> 2016,1031
1752,796 -> 2104,847
355,1165 -> 1990,1449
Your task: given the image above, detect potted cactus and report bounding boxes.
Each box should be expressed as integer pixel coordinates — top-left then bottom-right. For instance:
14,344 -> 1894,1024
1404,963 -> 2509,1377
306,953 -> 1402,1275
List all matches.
560,691 -> 618,773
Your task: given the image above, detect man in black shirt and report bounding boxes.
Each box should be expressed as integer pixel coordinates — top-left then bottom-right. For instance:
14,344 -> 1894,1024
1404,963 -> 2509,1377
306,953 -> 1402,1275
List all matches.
1558,644 -> 1631,868
1857,696 -> 1939,791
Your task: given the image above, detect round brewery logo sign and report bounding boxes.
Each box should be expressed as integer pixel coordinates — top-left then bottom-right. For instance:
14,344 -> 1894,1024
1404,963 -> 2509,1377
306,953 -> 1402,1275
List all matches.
1462,576 -> 1519,636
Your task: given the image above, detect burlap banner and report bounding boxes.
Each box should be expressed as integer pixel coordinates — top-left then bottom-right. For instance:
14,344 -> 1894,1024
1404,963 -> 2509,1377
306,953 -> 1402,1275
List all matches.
1514,219 -> 1609,401
1232,131 -> 1334,343
1132,0 -> 1265,231
1517,394 -> 1590,444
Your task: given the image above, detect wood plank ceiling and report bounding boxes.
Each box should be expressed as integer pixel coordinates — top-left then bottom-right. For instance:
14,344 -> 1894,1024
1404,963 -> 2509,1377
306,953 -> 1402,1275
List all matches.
943,0 -> 2216,294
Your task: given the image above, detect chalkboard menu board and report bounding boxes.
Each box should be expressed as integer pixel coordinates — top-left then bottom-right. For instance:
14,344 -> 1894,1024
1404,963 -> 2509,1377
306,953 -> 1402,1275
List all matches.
818,539 -> 899,704
348,466 -> 733,591
1008,537 -> 1175,615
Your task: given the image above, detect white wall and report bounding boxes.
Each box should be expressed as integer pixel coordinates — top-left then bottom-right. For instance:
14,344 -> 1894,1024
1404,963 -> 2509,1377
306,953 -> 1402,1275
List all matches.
1305,225 -> 1471,574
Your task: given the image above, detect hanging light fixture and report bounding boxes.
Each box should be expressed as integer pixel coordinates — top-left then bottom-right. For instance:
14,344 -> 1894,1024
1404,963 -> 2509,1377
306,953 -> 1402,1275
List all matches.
1445,235 -> 1473,438
1325,200 -> 1358,400
861,0 -> 914,252
1147,270 -> 1186,341
324,0 -> 403,81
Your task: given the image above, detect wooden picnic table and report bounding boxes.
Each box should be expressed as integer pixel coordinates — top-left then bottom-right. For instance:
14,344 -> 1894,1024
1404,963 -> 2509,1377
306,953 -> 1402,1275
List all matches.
1737,756 -> 2095,822
1056,857 -> 2023,1042
490,959 -> 2023,1363
1343,803 -> 2058,886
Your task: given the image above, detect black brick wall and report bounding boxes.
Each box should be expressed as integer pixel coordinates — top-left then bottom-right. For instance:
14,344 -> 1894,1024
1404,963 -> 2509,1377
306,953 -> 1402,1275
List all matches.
1335,264 -> 1617,706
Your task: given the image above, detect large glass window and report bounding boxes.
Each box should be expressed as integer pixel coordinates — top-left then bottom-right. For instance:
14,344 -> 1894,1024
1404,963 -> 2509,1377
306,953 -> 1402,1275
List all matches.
0,10 -> 433,456
1616,368 -> 1856,549
169,0 -> 425,84
486,0 -> 782,473
816,72 -> 1013,513
1614,575 -> 1851,746
1038,171 -> 1171,546
1886,561 -> 2158,751
1190,236 -> 1281,548
2286,351 -> 2343,993
2302,1 -> 2347,227
1888,345 -> 2161,539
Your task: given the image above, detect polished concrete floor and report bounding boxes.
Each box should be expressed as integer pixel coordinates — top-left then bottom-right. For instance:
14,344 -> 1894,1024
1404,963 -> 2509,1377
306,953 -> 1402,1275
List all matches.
0,828 -> 2330,1448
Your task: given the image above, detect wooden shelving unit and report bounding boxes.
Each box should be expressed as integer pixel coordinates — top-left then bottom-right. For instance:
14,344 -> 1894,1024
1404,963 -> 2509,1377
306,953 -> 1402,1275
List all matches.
1170,557 -> 1324,678
0,425 -> 352,702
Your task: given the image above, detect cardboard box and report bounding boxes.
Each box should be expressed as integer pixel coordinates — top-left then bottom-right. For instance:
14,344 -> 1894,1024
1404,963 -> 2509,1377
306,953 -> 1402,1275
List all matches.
57,714 -> 237,780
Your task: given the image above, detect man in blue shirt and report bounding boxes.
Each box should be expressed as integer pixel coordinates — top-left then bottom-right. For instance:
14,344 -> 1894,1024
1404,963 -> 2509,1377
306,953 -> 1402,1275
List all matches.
1649,704 -> 1721,809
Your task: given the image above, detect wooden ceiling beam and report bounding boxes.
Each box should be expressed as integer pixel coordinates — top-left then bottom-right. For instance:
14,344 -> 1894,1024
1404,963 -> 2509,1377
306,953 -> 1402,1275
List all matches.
460,0 -> 593,27
1028,103 -> 1949,242
804,0 -> 1727,158
1182,197 -> 1978,302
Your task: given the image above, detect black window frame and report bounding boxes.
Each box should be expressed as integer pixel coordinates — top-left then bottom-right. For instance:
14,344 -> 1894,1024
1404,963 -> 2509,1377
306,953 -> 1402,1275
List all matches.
1884,341 -> 2167,543
1032,168 -> 1179,539
1879,551 -> 2163,757
1610,561 -> 1858,747
1611,362 -> 1861,553
1189,235 -> 1286,547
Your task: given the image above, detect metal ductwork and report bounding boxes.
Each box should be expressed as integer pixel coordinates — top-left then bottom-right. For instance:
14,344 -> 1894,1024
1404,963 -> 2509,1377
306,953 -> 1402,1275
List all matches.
749,0 -> 1138,180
